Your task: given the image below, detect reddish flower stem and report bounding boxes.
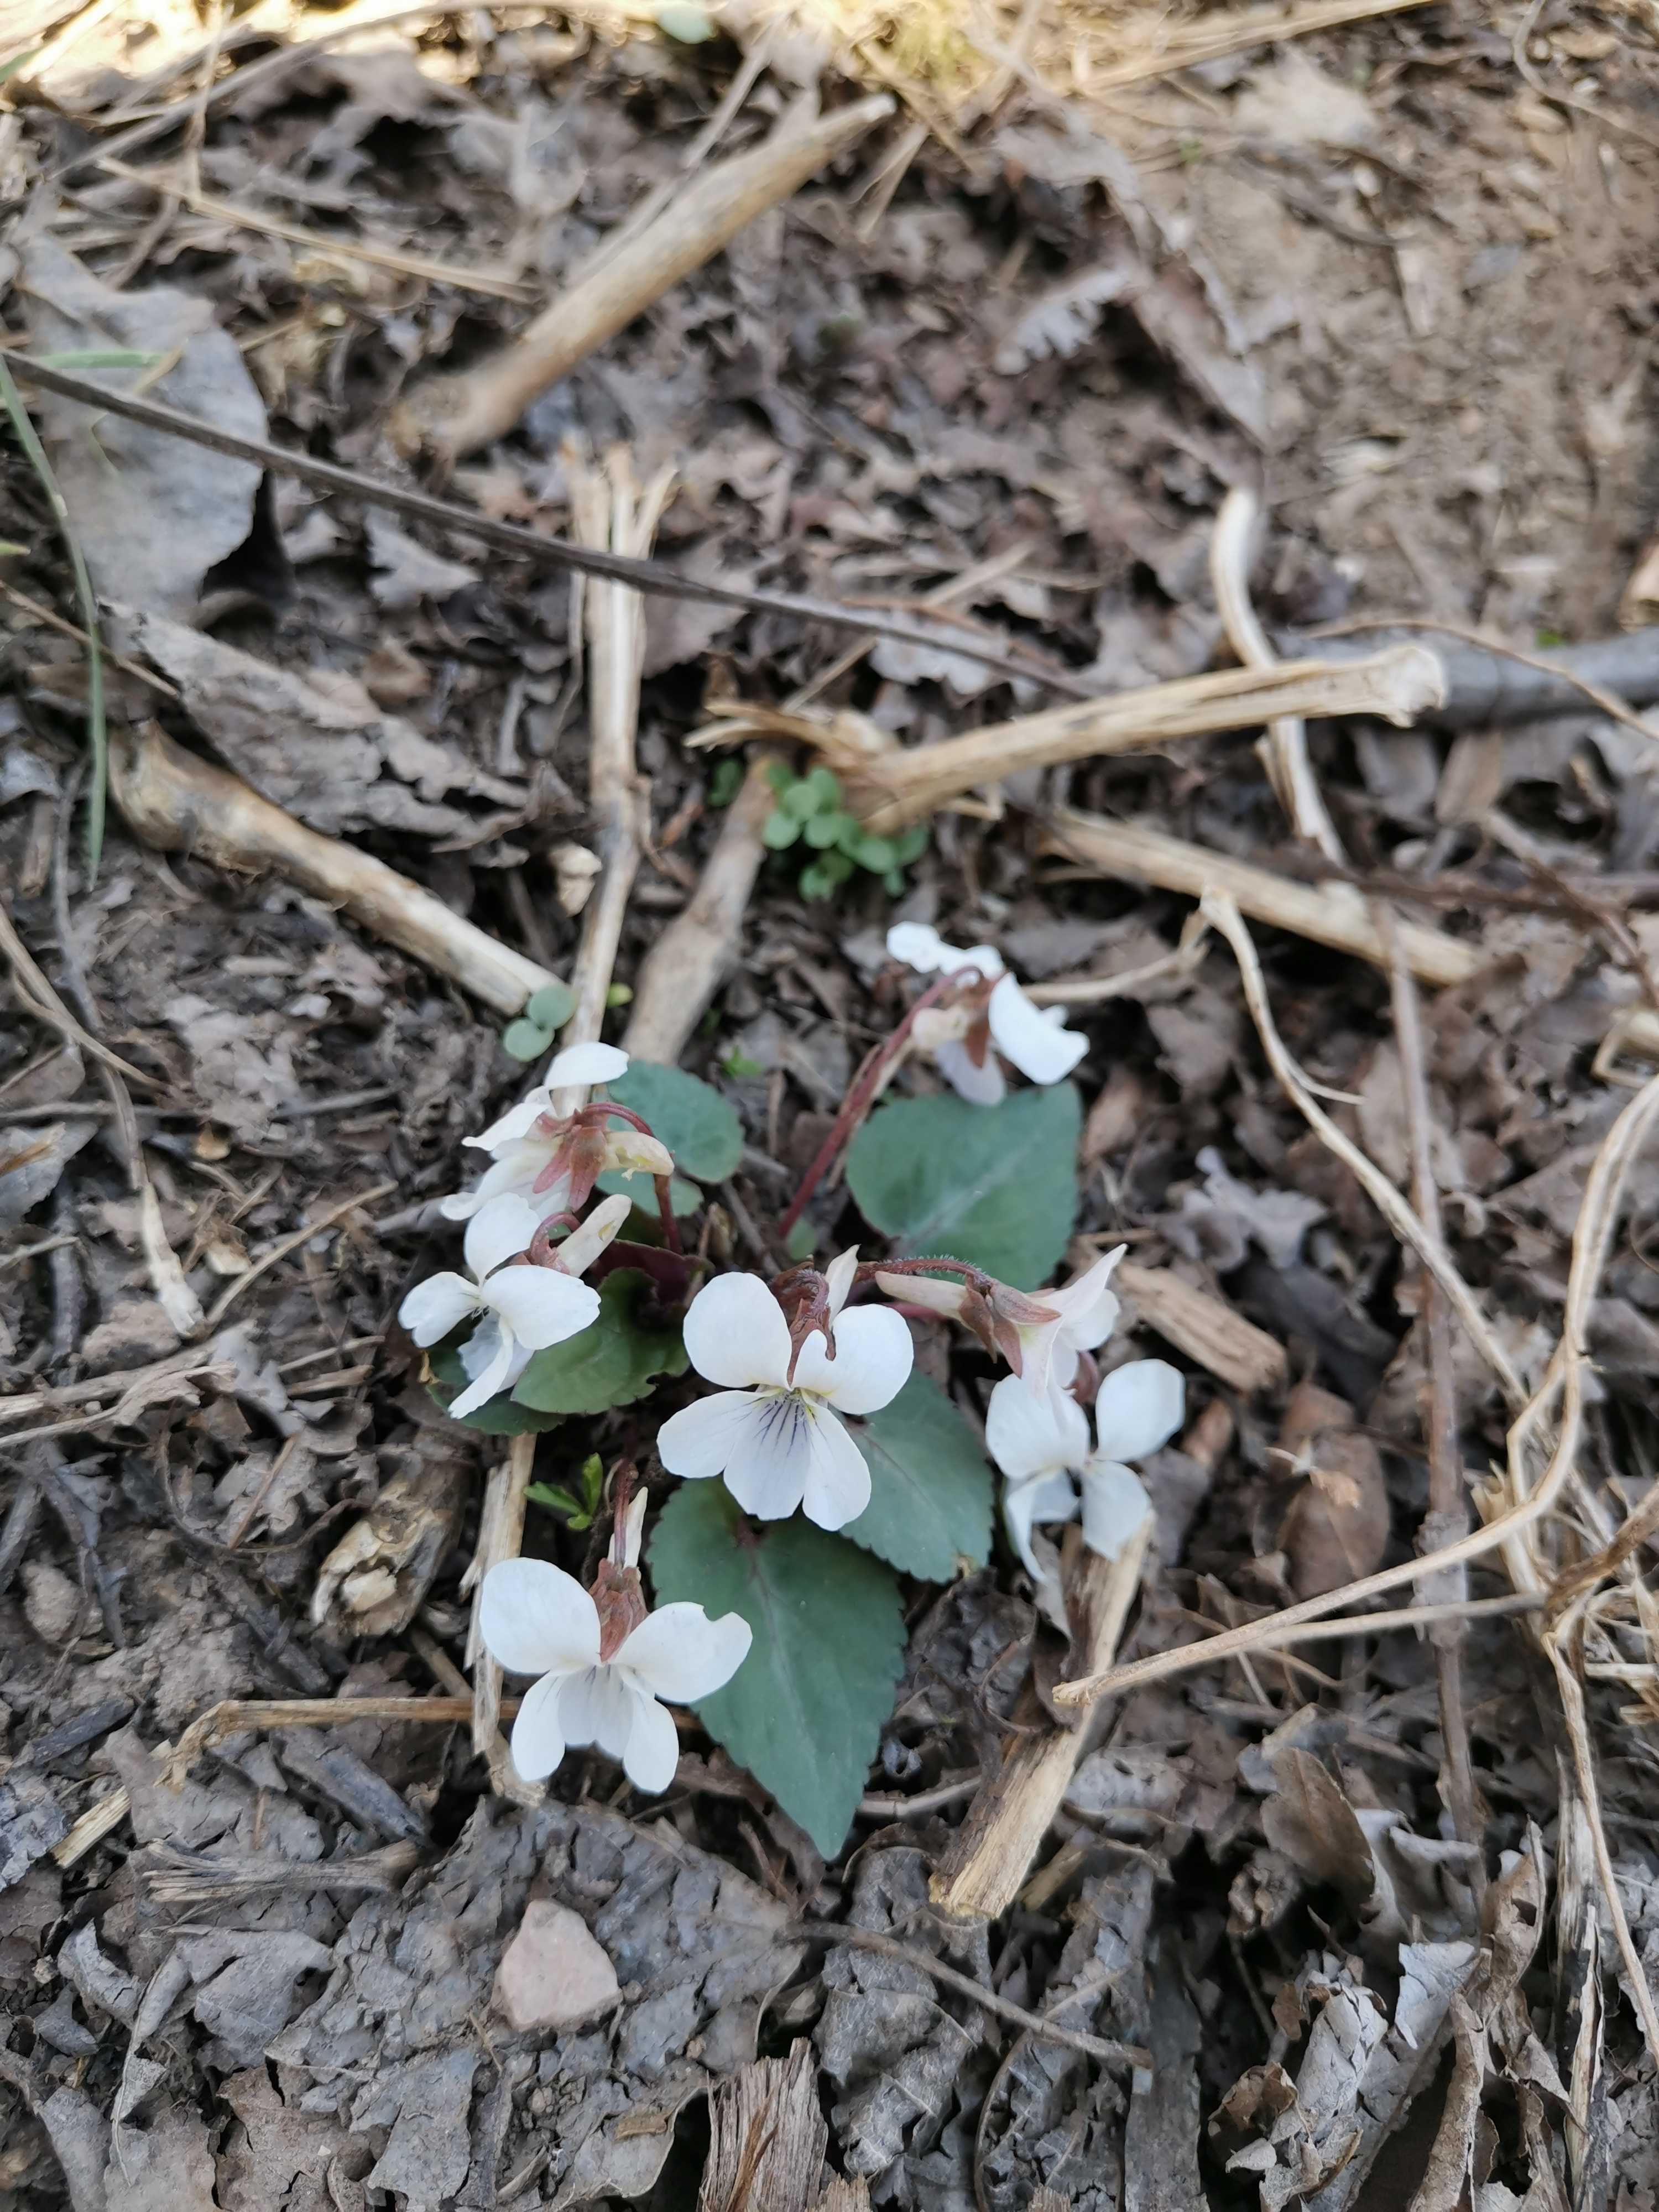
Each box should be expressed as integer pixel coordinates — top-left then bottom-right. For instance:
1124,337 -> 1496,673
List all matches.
775,966 -> 985,1244
653,1175 -> 683,1255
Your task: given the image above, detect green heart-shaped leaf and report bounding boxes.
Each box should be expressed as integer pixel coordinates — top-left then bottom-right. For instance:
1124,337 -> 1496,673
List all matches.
512,1267 -> 687,1416
649,1484 -> 904,1855
842,1373 -> 993,1580
846,1082 -> 1081,1288
603,1062 -> 742,1185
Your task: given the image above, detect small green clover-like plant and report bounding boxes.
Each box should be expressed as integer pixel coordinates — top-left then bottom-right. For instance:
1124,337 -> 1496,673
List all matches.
501,980 -> 577,1063
761,763 -> 928,902
526,1452 -> 605,1530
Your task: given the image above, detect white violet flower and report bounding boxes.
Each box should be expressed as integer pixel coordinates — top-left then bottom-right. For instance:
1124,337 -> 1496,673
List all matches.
481,1496 -> 750,1790
441,1041 -> 647,1221
886,921 -> 1087,1105
399,1191 -> 622,1418
656,1251 -> 913,1530
1009,1245 -> 1126,1395
985,1358 -> 1186,1583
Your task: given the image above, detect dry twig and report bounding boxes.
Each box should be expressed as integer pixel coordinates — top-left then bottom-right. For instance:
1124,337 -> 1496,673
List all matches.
838,648 -> 1442,833
110,722 -> 557,1015
406,95 -> 894,460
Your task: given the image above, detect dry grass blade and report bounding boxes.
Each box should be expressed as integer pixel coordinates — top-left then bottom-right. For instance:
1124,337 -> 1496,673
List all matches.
0,356 -> 105,874
1205,893 -> 1525,1406
1079,0 -> 1440,90
100,156 -> 538,300
1056,1049 -> 1659,1709
1211,488 -> 1344,862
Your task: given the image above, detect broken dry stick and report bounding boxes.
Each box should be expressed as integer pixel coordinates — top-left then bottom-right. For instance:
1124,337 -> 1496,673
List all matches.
930,1518 -> 1151,1920
1042,805 -> 1659,1065
846,645 -> 1443,832
623,752 -> 778,1065
110,722 -> 556,1016
1115,1261 -> 1286,1396
414,94 -> 894,460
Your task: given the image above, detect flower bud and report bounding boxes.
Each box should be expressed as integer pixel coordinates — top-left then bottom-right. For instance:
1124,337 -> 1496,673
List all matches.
603,1129 -> 676,1181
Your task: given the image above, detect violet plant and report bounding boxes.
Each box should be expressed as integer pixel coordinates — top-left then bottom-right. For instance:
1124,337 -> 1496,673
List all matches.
409,927 -> 1187,1852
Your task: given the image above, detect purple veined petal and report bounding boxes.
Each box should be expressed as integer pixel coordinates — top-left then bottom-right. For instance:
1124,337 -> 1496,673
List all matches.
480,1557 -> 601,1676
485,1264 -> 601,1350
545,1041 -> 629,1089
508,1670 -> 570,1781
616,1604 -> 752,1702
656,1391 -> 769,1481
1080,1460 -> 1153,1562
984,1374 -> 1091,1484
824,1246 -> 860,1321
681,1272 -> 793,1387
468,1089 -> 553,1153
933,1035 -> 1007,1105
398,1271 -> 480,1347
799,1407 -> 870,1531
1093,1359 -> 1185,1463
557,1665 -> 635,1760
1003,1468 -> 1079,1582
720,1393 -> 816,1520
448,1320 -> 517,1417
986,974 -> 1088,1084
621,1690 -> 681,1793
797,1305 -> 913,1416
463,1192 -> 541,1280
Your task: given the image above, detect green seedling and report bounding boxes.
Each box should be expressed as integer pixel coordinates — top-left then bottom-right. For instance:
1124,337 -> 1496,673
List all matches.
761,762 -> 927,901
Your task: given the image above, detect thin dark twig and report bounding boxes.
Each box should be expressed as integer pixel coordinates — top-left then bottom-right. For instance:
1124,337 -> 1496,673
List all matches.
787,1921 -> 1150,2070
7,359 -> 1095,701
1374,901 -> 1481,1873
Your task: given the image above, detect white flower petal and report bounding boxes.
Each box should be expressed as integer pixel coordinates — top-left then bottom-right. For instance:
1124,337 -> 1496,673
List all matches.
824,1245 -> 860,1321
464,1192 -> 541,1280
798,1305 -> 913,1415
1004,1468 -> 1079,1580
556,1192 -> 631,1279
886,921 -> 949,972
721,1394 -> 817,1521
984,1374 -> 1091,1483
1093,1359 -> 1185,1463
875,1270 -> 964,1317
545,1041 -> 629,1089
987,974 -> 1088,1084
484,1265 -> 601,1350
800,1407 -> 871,1530
1081,1460 -> 1153,1561
398,1271 -> 480,1347
622,1690 -> 681,1793
656,1391 -> 770,1481
1054,1246 -> 1126,1355
933,1036 -> 1007,1105
480,1557 -> 601,1676
458,1313 -> 505,1383
618,1488 -> 646,1571
508,1671 -> 570,1781
468,1089 -> 553,1152
617,1604 -> 752,1702
681,1272 -> 793,1387
449,1321 -> 517,1416
558,1665 -> 636,1760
